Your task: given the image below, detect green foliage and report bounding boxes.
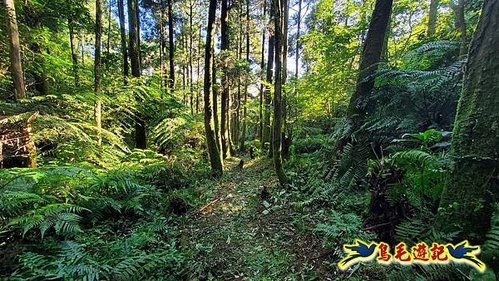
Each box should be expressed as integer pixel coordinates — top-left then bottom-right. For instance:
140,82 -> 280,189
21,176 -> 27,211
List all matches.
482,204 -> 499,273
0,149 -> 205,279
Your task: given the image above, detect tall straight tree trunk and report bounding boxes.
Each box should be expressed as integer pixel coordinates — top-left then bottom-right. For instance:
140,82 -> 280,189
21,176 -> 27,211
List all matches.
220,0 -> 231,158
281,0 -> 290,160
94,0 -> 103,146
347,0 -> 393,127
161,6 -> 169,94
69,18 -> 80,86
189,0 -> 194,97
204,0 -> 223,177
136,2 -> 142,70
272,0 -> 287,186
118,0 -> 129,83
30,43 -> 49,95
212,37 -> 222,155
167,0 -> 175,93
259,0 -> 266,143
239,0 -> 250,152
437,0 -> 499,243
4,0 -> 25,100
107,0 -> 112,56
81,32 -> 85,66
295,0 -> 301,77
128,0 -> 146,148
262,2 -> 275,150
234,5 -> 243,147
451,0 -> 467,56
159,7 -> 165,93
427,0 -> 439,37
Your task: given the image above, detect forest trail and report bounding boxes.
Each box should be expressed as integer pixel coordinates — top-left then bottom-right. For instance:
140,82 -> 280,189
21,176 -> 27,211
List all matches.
179,157 -> 336,280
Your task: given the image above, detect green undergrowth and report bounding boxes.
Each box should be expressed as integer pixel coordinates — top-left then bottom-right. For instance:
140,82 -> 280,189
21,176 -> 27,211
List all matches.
0,149 -> 211,281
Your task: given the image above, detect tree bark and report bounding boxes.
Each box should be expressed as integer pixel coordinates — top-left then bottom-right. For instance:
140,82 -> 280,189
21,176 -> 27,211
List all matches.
295,0 -> 301,77
157,0 -> 165,92
451,0 -> 467,56
220,0 -> 231,158
272,0 -> 288,186
204,0 -> 224,177
262,2 -> 275,150
95,0 -> 103,146
128,0 -> 146,149
281,0 -> 290,160
239,0 -> 250,152
106,0 -> 112,56
347,0 -> 393,128
167,0 -> 175,93
118,0 -> 129,83
259,0 -> 266,143
427,0 -> 439,37
4,0 -> 26,100
69,18 -> 80,86
189,0 -> 194,98
30,43 -> 49,96
437,0 -> 499,242
212,34 -> 222,156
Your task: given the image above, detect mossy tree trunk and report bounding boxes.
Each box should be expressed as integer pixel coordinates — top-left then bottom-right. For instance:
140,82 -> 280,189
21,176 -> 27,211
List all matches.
4,0 -> 26,100
94,0 -> 103,146
204,0 -> 223,177
347,0 -> 393,128
450,0 -> 467,56
427,0 -> 439,37
437,0 -> 499,242
272,0 -> 288,186
128,0 -> 146,149
220,0 -> 231,159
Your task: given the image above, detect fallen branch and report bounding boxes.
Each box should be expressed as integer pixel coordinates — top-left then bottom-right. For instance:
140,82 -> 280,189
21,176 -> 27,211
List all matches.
198,198 -> 220,213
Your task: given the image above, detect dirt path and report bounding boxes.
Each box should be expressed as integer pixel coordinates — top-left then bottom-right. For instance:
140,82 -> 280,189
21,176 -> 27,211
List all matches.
179,157 -> 336,280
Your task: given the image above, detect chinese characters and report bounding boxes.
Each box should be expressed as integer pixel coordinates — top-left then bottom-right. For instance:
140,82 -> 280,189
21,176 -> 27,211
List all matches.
338,239 -> 485,272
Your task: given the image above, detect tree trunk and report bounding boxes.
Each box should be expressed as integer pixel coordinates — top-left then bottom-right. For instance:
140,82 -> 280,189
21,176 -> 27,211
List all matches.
4,0 -> 25,100
204,0 -> 224,177
69,18 -> 80,86
347,0 -> 393,127
262,2 -> 275,151
272,0 -> 288,186
295,0 -> 301,77
95,0 -> 103,146
234,5 -> 243,148
259,0 -> 266,143
30,43 -> 49,96
239,0 -> 250,152
106,0 -> 111,56
451,0 -> 467,56
128,0 -> 146,149
167,0 -> 175,93
212,37 -> 222,155
281,0 -> 290,160
427,0 -> 439,37
189,0 -> 194,98
81,32 -> 86,66
118,0 -> 129,83
220,0 -> 231,158
437,0 -> 499,243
